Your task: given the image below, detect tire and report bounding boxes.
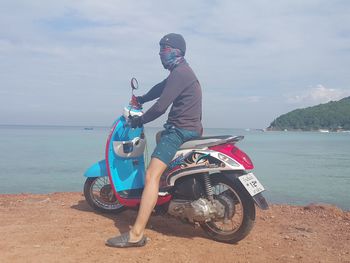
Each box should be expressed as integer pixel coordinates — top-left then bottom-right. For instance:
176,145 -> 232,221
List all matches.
83,176 -> 126,214
200,174 -> 255,243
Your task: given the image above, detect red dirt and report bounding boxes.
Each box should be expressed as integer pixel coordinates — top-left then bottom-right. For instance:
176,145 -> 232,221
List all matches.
0,192 -> 349,263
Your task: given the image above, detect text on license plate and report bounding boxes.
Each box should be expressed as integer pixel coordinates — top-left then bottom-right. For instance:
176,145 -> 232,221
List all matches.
238,173 -> 265,196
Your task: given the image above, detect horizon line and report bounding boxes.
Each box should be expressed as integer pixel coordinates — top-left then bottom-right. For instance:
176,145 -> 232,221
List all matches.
0,123 -> 265,130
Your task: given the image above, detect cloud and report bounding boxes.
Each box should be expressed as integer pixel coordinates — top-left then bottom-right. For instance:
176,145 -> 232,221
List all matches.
286,85 -> 350,105
0,1 -> 350,127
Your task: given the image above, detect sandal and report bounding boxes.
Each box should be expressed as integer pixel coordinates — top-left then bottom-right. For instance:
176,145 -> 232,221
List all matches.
105,232 -> 147,248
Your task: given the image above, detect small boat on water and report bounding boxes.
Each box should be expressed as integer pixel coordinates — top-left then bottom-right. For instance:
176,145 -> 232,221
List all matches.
84,127 -> 94,131
318,129 -> 329,133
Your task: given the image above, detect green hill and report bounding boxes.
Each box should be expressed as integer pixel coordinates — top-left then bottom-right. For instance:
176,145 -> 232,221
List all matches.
268,96 -> 350,131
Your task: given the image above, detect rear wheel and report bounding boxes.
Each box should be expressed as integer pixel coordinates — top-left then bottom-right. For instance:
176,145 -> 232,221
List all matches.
84,176 -> 126,214
200,174 -> 255,243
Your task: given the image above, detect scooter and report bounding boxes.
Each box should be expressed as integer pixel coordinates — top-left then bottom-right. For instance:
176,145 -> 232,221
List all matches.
83,78 -> 268,243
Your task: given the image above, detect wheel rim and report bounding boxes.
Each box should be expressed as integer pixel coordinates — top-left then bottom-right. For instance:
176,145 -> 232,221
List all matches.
205,182 -> 244,235
89,176 -> 124,210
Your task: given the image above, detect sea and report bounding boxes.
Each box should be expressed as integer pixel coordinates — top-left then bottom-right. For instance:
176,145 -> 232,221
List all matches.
0,125 -> 349,210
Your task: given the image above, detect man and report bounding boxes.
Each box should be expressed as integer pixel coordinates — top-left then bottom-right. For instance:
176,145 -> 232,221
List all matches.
106,33 -> 202,248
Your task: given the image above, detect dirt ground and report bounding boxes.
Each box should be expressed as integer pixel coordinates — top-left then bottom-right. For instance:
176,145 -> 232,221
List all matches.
0,192 -> 349,263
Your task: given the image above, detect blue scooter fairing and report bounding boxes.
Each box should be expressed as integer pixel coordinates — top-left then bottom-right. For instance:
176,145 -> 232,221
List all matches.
106,115 -> 146,192
84,160 -> 108,178
84,110 -> 146,195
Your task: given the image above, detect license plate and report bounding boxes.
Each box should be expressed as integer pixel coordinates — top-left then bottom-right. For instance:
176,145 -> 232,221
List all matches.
238,173 -> 265,196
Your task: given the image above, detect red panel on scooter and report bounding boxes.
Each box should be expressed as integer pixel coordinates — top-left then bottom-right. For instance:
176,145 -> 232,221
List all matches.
209,144 -> 254,170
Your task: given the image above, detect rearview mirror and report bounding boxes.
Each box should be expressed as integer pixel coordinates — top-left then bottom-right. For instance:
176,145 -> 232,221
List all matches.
131,78 -> 138,90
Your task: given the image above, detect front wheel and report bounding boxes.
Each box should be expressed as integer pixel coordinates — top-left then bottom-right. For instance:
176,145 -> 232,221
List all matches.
83,176 -> 126,214
200,174 -> 256,243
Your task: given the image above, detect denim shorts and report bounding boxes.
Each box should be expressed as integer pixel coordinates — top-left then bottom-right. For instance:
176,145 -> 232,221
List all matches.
151,124 -> 200,165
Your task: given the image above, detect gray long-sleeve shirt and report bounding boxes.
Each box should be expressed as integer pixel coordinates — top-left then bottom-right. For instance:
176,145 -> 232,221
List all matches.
140,61 -> 202,134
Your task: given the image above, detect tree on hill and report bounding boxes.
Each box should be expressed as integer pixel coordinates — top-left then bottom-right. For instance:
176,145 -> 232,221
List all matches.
268,96 -> 350,131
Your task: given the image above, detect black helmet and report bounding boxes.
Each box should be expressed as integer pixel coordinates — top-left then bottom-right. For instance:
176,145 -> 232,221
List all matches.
159,33 -> 186,55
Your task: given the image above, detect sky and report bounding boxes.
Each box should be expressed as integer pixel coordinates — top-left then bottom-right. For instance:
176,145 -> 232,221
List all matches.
1,1 -> 350,129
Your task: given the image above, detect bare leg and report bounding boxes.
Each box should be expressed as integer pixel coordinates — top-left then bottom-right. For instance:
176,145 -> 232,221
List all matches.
128,157 -> 167,242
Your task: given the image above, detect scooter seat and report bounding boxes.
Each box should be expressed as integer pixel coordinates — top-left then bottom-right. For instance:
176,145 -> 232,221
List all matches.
179,135 -> 244,150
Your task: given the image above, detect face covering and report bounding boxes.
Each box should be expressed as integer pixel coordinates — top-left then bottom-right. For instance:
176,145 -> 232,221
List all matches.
159,45 -> 185,70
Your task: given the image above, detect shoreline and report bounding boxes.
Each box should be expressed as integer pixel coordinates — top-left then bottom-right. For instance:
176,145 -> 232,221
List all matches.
1,192 -> 349,262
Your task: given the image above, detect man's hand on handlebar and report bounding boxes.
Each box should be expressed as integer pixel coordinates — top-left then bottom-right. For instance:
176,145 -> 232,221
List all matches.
130,95 -> 143,108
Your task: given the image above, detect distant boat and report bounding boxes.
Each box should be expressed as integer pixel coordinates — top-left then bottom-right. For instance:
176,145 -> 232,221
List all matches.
84,127 -> 94,131
254,128 -> 266,132
318,129 -> 329,133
